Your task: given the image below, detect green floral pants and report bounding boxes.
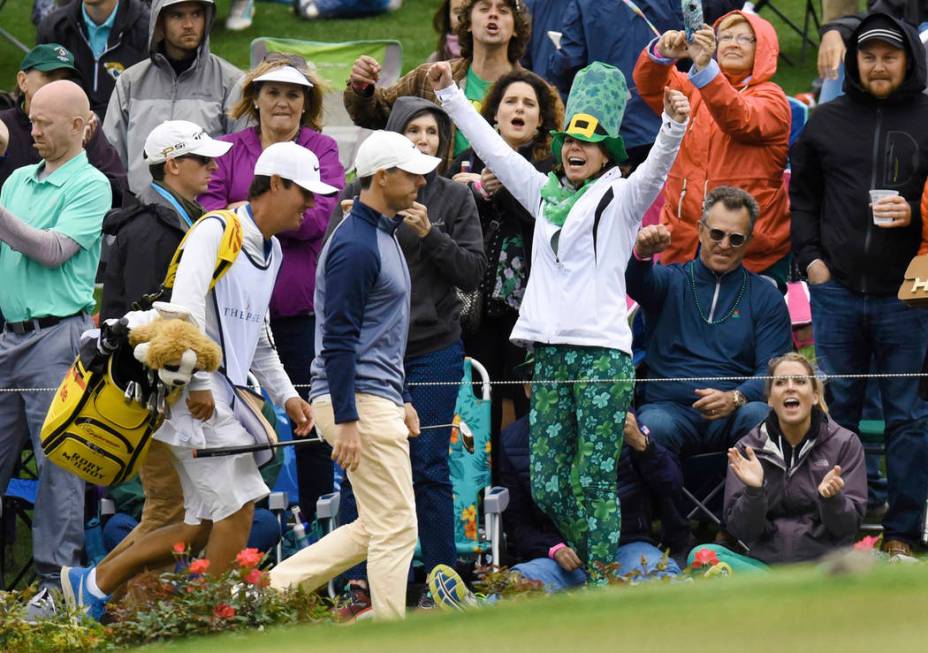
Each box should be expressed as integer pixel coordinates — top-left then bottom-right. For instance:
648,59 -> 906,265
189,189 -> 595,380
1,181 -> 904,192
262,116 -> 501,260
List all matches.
529,345 -> 635,583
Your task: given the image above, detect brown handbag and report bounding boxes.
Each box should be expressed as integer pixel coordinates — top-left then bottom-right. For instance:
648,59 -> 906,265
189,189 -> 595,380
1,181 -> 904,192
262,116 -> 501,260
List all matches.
898,254 -> 928,307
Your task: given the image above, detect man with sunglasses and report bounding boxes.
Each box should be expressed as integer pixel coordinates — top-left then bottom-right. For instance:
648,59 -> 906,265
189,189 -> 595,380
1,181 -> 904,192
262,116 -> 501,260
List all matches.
92,119 -> 229,590
626,186 -> 792,544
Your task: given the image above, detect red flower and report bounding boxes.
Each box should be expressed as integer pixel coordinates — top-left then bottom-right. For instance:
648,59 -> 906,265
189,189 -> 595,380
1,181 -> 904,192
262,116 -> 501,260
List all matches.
243,568 -> 268,587
854,535 -> 880,551
691,548 -> 720,569
188,558 -> 210,575
213,603 -> 236,619
172,542 -> 187,554
235,547 -> 263,569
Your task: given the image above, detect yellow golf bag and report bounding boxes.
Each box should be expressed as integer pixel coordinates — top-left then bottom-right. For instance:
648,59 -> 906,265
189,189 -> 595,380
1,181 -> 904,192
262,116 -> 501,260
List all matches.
40,210 -> 241,486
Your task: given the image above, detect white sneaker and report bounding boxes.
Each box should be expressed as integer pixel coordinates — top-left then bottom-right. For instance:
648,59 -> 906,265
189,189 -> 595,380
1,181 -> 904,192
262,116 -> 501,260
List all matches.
226,0 -> 255,31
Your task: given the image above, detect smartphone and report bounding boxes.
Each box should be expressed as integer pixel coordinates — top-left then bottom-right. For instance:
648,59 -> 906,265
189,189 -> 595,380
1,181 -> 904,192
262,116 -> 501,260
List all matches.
682,0 -> 703,43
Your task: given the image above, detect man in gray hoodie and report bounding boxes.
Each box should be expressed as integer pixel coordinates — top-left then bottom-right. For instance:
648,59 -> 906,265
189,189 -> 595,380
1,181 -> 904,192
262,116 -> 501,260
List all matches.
102,0 -> 242,194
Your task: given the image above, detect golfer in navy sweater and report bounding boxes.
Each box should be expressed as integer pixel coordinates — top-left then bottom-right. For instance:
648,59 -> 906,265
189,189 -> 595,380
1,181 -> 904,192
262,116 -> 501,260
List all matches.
269,131 -> 441,621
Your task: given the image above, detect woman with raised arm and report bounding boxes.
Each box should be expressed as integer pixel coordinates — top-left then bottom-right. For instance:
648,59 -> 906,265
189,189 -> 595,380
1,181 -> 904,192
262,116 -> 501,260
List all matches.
429,59 -> 690,583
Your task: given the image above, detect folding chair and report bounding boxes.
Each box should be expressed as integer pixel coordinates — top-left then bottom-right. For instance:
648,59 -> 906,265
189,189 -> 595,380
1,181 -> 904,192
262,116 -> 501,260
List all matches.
1,448 -> 39,590
750,0 -> 820,64
450,357 -> 509,568
680,451 -> 750,553
249,37 -> 403,170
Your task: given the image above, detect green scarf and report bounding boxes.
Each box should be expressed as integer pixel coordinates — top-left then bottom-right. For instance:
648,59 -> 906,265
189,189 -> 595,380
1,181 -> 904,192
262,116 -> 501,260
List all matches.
539,173 -> 594,227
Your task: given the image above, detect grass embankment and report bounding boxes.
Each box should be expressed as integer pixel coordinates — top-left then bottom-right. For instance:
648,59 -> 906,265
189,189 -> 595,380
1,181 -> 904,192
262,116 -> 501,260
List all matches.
137,562 -> 928,653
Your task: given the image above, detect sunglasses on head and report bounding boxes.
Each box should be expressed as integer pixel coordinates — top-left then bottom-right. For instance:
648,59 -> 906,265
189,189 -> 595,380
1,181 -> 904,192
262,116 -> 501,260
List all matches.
263,52 -> 309,69
177,153 -> 212,166
700,222 -> 748,247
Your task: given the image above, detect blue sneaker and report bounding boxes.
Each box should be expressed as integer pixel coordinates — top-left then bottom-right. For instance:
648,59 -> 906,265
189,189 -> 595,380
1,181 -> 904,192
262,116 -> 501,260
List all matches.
60,566 -> 109,621
427,564 -> 478,612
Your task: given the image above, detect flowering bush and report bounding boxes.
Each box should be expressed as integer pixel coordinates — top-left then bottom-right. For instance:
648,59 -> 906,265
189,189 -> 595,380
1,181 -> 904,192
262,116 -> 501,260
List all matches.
105,545 -> 332,648
0,586 -> 108,653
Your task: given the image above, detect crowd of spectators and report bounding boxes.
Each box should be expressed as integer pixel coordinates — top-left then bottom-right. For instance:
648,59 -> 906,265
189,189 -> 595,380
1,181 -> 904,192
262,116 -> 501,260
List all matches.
2,0 -> 928,623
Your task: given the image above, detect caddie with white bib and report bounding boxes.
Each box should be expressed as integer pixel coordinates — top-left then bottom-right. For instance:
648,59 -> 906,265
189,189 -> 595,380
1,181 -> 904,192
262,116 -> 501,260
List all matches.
59,141 -> 332,622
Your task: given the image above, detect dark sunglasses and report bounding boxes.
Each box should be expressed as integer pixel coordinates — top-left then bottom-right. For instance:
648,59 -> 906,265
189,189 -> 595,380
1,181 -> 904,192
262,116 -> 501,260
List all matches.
177,154 -> 213,166
700,222 -> 748,248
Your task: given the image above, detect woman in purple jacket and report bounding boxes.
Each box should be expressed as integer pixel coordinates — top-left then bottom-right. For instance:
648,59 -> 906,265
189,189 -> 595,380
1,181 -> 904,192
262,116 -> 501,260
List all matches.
199,54 -> 346,522
689,353 -> 867,571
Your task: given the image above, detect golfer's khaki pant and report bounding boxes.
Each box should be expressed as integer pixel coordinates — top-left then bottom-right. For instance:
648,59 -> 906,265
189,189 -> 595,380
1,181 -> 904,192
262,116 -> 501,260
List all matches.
101,440 -> 185,562
269,393 -> 417,620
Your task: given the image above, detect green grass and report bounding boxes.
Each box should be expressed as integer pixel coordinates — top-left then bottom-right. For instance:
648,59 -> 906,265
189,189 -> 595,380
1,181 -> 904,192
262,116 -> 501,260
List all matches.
1,0 -> 818,96
132,562 -> 928,653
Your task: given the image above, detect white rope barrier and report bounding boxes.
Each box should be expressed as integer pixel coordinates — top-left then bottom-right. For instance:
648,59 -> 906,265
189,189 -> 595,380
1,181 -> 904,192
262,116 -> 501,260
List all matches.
3,372 -> 928,392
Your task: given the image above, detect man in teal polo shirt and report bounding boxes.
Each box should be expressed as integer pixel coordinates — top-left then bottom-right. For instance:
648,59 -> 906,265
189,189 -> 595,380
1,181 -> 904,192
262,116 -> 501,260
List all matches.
0,79 -> 110,613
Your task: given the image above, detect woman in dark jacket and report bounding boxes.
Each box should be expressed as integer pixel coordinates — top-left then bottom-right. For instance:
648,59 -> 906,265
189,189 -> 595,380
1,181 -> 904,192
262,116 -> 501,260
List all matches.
447,68 -> 563,442
328,96 -> 486,612
689,353 -> 867,571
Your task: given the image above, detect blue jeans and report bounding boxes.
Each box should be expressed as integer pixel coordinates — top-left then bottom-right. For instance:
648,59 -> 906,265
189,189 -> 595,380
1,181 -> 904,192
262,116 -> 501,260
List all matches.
270,314 -> 333,521
339,341 -> 464,581
810,280 -> 928,543
638,401 -> 771,456
513,541 -> 681,591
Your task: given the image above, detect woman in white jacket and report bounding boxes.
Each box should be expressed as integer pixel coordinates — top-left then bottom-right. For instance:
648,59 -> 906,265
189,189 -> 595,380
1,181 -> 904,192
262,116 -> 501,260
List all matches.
428,61 -> 689,582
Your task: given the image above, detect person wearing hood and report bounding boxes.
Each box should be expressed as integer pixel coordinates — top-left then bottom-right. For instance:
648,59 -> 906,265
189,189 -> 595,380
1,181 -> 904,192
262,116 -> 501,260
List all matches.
688,353 -> 867,571
37,0 -> 150,117
791,11 -> 928,559
430,58 -> 690,583
102,0 -> 242,194
324,97 -> 485,615
633,11 -> 792,289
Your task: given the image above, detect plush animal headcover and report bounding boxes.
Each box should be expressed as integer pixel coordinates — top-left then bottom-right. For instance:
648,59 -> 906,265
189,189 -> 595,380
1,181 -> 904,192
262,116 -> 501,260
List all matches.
128,319 -> 222,388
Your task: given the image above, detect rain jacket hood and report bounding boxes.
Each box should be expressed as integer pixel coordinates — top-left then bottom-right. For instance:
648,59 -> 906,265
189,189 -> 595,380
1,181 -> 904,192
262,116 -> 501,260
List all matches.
148,0 -> 216,63
716,10 -> 779,87
384,96 -> 453,171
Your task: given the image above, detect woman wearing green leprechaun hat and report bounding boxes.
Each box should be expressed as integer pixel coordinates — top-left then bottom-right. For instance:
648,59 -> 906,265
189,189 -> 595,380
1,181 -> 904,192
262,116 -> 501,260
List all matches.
429,60 -> 690,583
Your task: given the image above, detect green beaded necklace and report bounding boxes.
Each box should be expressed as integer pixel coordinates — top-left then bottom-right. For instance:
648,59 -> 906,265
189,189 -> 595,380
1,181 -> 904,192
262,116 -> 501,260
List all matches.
688,261 -> 748,325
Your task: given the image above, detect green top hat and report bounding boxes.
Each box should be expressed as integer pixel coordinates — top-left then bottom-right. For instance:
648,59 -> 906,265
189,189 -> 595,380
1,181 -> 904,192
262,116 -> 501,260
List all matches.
20,44 -> 80,76
551,62 -> 628,164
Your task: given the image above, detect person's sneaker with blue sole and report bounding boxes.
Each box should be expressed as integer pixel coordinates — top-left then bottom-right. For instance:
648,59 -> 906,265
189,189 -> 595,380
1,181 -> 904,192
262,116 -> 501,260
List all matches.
60,566 -> 109,622
427,564 -> 478,612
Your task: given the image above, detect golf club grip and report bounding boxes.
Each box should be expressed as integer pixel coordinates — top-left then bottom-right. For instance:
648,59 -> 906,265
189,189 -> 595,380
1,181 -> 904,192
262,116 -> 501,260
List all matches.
193,438 -> 318,458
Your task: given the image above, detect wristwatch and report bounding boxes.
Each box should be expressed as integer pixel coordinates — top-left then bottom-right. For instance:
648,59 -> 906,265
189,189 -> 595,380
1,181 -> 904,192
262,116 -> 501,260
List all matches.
731,390 -> 747,409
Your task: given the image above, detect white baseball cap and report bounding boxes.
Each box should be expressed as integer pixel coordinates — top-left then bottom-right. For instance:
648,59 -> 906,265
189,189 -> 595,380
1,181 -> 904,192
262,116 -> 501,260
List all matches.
253,65 -> 313,88
144,120 -> 231,164
254,141 -> 339,196
354,130 -> 442,177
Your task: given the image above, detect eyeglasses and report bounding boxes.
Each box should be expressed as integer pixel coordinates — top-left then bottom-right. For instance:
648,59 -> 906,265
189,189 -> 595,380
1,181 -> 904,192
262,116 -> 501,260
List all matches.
717,34 -> 756,45
177,154 -> 213,166
700,222 -> 748,247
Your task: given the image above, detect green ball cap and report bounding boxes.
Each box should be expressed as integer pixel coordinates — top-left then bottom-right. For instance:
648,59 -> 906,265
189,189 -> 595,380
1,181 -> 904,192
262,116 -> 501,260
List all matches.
551,62 -> 629,164
20,43 -> 80,76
